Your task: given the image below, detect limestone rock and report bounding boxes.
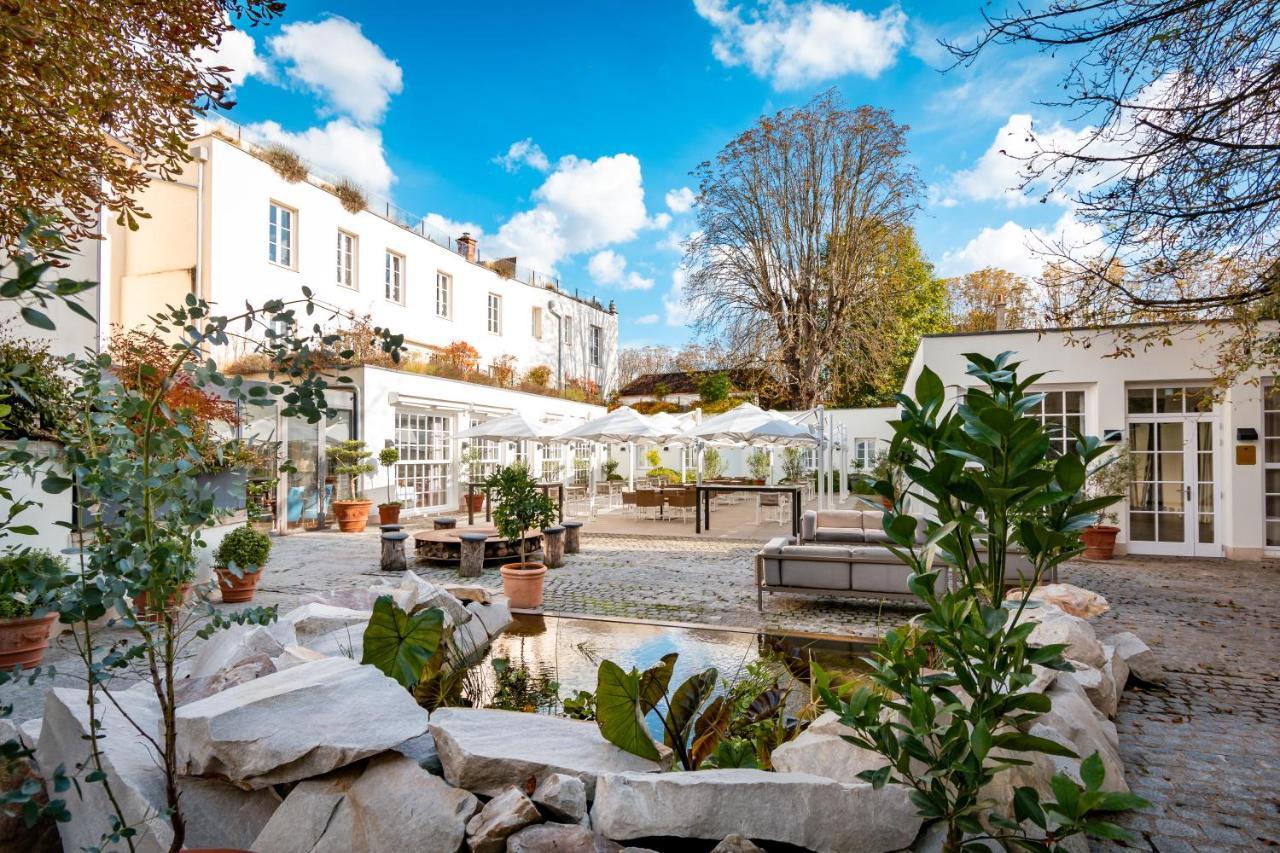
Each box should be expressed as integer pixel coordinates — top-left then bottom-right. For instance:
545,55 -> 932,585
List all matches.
590,769 -> 919,853
274,643 -> 331,670
507,823 -> 623,853
1024,672 -> 1128,793
713,833 -> 766,852
188,621 -> 294,678
1104,643 -> 1130,698
1106,631 -> 1164,683
176,657 -> 428,789
250,753 -> 478,853
430,707 -> 668,798
392,731 -> 443,775
1023,606 -> 1105,668
302,626 -> 364,659
398,570 -> 471,624
1006,583 -> 1109,619
770,712 -> 888,783
534,772 -> 589,823
443,583 -> 493,604
466,595 -> 512,638
38,687 -> 279,853
1067,661 -> 1119,719
280,602 -> 371,640
175,651 -> 277,706
18,717 -> 41,751
466,786 -> 542,853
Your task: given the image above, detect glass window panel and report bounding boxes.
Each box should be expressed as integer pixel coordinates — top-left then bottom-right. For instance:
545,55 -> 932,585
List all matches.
1265,384 -> 1280,410
1155,386 -> 1184,413
1157,482 -> 1184,511
1198,514 -> 1214,544
1197,486 -> 1214,513
1267,469 -> 1280,492
1266,412 -> 1280,437
1044,392 -> 1063,414
1156,512 -> 1185,542
1065,391 -> 1084,413
1268,520 -> 1280,547
1157,452 -> 1184,482
1267,438 -> 1280,464
1131,452 -> 1155,482
1267,496 -> 1280,518
1129,482 -> 1154,511
1197,422 -> 1213,450
1197,454 -> 1213,483
1129,423 -> 1154,452
1184,386 -> 1210,412
1129,512 -> 1155,541
1066,415 -> 1084,438
1127,389 -> 1154,414
1157,422 -> 1184,450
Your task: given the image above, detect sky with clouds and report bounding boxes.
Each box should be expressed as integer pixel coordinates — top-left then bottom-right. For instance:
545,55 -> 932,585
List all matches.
207,0 -> 1091,348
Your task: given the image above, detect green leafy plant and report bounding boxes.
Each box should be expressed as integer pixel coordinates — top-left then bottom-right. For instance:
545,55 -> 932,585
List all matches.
645,466 -> 682,484
0,549 -> 67,619
702,446 -> 726,480
378,446 -> 401,508
1086,443 -> 1132,526
562,689 -> 597,720
817,352 -> 1147,851
458,446 -> 485,486
213,526 -> 271,577
780,446 -> 806,483
697,372 -> 732,405
486,463 -> 558,565
644,448 -> 662,468
327,439 -> 374,502
748,448 -> 771,482
602,457 -> 619,479
489,657 -> 559,713
0,323 -> 76,441
361,596 -> 446,690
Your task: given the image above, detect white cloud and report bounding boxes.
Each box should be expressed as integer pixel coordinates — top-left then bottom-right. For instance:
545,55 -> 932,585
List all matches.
419,212 -> 484,241
940,114 -> 1098,208
268,17 -> 403,124
650,212 -> 672,229
494,139 -> 551,173
694,0 -> 907,89
490,152 -> 654,272
244,118 -> 395,196
587,250 -> 654,291
664,268 -> 688,326
665,186 -> 696,213
938,210 -> 1102,279
198,27 -> 268,86
635,314 -> 660,325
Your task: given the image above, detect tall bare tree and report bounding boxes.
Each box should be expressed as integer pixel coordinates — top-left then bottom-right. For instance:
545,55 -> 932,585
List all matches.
683,89 -> 922,408
947,0 -> 1280,379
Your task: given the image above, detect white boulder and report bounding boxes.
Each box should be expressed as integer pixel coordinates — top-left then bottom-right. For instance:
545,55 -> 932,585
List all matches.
506,823 -> 623,853
1006,583 -> 1109,619
590,769 -> 919,853
250,753 -> 478,853
279,602 -> 371,639
466,786 -> 542,853
533,772 -> 589,823
769,712 -> 888,783
188,621 -> 295,678
1024,672 -> 1129,793
274,643 -> 331,670
466,596 -> 512,639
1066,661 -> 1119,719
175,651 -> 278,706
176,657 -> 428,789
1106,631 -> 1164,683
430,708 -> 669,798
1022,606 -> 1105,668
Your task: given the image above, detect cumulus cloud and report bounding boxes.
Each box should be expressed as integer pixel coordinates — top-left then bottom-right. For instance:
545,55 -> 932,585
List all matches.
198,27 -> 268,86
635,314 -> 660,325
587,250 -> 655,291
244,118 -> 396,196
938,210 -> 1102,279
664,268 -> 689,326
939,114 -> 1098,208
665,186 -> 697,213
494,139 -> 551,173
694,0 -> 907,89
268,17 -> 403,124
420,212 -> 484,241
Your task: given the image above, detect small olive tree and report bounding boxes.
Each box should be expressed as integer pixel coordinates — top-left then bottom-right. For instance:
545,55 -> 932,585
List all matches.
486,464 -> 558,566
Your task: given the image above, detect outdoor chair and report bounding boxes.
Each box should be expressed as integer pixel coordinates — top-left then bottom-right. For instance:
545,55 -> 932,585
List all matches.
666,488 -> 697,522
621,490 -> 638,514
636,489 -> 663,520
756,492 -> 788,525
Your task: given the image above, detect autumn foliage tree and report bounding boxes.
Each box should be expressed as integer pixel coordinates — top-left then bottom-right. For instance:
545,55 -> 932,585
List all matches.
946,267 -> 1037,332
0,0 -> 285,255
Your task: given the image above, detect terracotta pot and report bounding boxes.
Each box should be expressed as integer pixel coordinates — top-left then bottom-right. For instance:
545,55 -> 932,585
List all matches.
0,612 -> 58,669
1081,524 -> 1120,560
464,492 -> 486,513
378,503 -> 402,525
500,562 -> 547,609
331,499 -> 373,533
132,585 -> 191,623
214,566 -> 263,604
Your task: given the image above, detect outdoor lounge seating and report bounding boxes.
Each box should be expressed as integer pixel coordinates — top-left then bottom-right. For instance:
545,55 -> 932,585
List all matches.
800,508 -> 896,544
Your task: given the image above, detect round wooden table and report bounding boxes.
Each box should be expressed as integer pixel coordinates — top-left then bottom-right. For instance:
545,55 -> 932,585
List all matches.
413,525 -> 543,564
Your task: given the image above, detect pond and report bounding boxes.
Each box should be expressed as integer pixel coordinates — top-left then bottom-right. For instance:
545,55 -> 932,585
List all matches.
476,614 -> 877,737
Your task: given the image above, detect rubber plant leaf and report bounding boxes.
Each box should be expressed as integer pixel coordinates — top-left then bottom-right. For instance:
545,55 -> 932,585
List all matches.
596,660 -> 662,761
361,595 -> 444,690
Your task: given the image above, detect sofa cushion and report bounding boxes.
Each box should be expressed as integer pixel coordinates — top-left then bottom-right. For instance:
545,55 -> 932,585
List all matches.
862,529 -> 894,544
860,511 -> 884,531
762,544 -> 854,590
816,510 -> 861,529
815,528 -> 866,544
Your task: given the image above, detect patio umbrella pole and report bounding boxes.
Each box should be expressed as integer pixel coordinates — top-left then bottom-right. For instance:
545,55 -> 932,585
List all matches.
815,405 -> 825,510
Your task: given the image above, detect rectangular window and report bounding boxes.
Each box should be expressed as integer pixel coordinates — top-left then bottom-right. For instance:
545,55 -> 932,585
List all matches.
590,324 -> 602,367
853,438 -> 877,469
394,411 -> 452,509
435,272 -> 451,318
563,315 -> 572,343
1027,389 -> 1085,457
532,307 -> 543,339
336,230 -> 356,288
268,202 -> 295,268
385,251 -> 404,303
487,293 -> 502,334
1263,384 -> 1280,546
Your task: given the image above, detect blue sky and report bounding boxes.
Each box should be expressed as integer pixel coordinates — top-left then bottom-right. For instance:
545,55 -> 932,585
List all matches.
210,0 -> 1091,348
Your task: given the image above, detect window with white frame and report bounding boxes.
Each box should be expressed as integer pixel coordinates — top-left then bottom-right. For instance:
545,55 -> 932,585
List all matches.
1264,383 -> 1280,546
268,202 -> 295,268
487,293 -> 502,334
852,438 -> 877,469
336,230 -> 356,288
394,411 -> 451,509
563,315 -> 572,343
385,251 -> 404,303
532,307 -> 543,339
1027,389 -> 1085,457
435,272 -> 451,318
590,325 -> 602,367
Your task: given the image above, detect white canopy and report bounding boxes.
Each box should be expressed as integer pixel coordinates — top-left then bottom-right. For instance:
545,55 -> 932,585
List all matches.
645,410 -> 702,442
455,411 -> 581,441
683,403 -> 815,447
557,406 -> 667,444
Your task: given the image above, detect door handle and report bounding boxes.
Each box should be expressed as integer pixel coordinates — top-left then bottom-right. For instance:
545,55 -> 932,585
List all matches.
1185,485 -> 1191,502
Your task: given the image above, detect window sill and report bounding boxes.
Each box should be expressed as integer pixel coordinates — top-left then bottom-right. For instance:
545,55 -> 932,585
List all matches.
337,282 -> 358,291
268,260 -> 298,272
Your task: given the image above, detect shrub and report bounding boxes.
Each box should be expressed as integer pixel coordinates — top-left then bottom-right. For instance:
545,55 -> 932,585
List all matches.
485,463 -> 558,564
259,144 -> 308,182
631,400 -> 683,415
490,355 -> 517,387
748,449 -> 771,481
644,449 -> 662,468
0,550 -> 67,619
0,323 -> 75,440
780,446 -> 805,482
646,466 -> 681,484
378,446 -> 401,507
333,179 -> 367,214
436,341 -> 480,376
524,364 -> 552,388
702,447 -> 726,480
698,372 -> 733,405
327,439 -> 375,500
214,525 -> 271,572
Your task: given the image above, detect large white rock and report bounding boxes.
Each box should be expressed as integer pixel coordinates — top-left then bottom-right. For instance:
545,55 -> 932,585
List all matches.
590,769 -> 919,853
274,643 -> 331,670
188,621 -> 295,678
533,772 -> 589,823
250,753 -> 478,853
1022,606 -> 1105,668
176,657 -> 429,789
770,711 -> 889,783
430,708 -> 668,798
1105,631 -> 1164,683
279,602 -> 372,639
38,686 -> 279,853
466,786 -> 542,853
1024,672 -> 1129,793
1006,584 -> 1109,619
301,627 -> 365,660
1104,644 -> 1130,698
506,823 -> 622,853
175,651 -> 278,706
466,595 -> 512,639
1066,661 -> 1119,719
398,570 -> 472,625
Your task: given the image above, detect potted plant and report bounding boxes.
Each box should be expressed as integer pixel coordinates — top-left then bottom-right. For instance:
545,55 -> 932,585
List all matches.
459,446 -> 486,513
213,525 -> 272,603
748,448 -> 771,485
487,463 -> 559,609
1082,443 -> 1133,559
377,446 -> 402,524
702,446 -> 726,481
0,550 -> 67,669
326,439 -> 376,532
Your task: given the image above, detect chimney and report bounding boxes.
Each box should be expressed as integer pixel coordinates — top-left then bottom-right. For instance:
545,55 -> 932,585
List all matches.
994,292 -> 1008,331
456,232 -> 477,263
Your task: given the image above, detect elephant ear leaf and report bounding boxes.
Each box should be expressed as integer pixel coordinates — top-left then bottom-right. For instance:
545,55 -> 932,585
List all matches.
662,667 -> 718,749
691,695 -> 733,768
743,687 -> 786,724
638,653 -> 678,715
361,596 -> 444,690
596,660 -> 662,761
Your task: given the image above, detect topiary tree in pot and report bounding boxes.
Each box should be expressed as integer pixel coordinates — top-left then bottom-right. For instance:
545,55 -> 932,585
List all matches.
747,448 -> 771,484
486,463 -> 558,609
377,445 -> 401,524
213,525 -> 272,603
326,439 -> 375,532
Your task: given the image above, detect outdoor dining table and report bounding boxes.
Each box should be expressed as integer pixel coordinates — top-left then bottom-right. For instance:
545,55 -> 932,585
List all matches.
694,484 -> 802,537
467,481 -> 566,525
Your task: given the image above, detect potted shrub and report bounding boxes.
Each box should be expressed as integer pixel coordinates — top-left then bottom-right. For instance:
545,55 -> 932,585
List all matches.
377,446 -> 402,524
0,550 -> 67,669
213,525 -> 272,603
326,439 -> 375,532
702,446 -> 726,481
487,463 -> 559,609
459,446 -> 486,513
1083,443 -> 1133,559
748,448 -> 771,485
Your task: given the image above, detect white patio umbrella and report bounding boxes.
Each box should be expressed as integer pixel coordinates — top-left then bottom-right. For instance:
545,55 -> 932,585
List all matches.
455,411 -> 547,441
684,403 -> 815,447
557,406 -> 669,501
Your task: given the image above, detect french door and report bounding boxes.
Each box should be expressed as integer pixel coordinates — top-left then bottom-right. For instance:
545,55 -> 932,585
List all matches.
1126,386 -> 1219,556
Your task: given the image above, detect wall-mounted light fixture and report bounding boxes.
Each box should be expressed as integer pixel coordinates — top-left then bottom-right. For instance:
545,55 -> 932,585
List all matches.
1103,429 -> 1123,443
1237,427 -> 1259,442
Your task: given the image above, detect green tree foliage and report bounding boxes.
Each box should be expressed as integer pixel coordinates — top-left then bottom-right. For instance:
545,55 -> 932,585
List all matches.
697,372 -> 733,405
486,464 -> 558,564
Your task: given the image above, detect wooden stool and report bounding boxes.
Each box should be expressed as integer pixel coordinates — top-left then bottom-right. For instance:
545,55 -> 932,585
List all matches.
379,524 -> 403,533
380,531 -> 408,572
433,517 -> 458,530
458,532 -> 487,579
562,520 -> 583,554
542,525 -> 566,568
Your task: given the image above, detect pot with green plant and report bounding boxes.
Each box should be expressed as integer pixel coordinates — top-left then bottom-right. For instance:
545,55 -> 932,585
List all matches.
747,448 -> 771,484
213,525 -> 272,603
377,445 -> 402,524
0,550 -> 67,669
487,463 -> 559,609
1082,443 -> 1132,559
327,439 -> 375,532
458,446 -> 486,513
